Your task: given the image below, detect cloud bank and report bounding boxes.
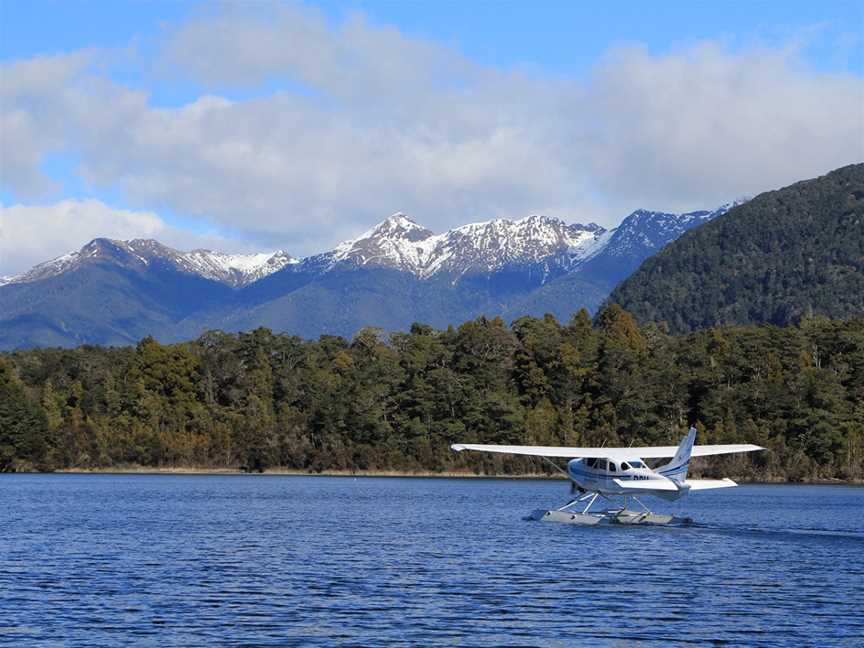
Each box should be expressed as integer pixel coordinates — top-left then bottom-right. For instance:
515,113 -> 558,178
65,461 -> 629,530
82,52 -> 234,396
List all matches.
1,2 -> 862,275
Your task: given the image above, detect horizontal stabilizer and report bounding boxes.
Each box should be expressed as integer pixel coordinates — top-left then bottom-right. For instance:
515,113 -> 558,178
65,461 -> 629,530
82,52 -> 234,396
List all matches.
450,443 -> 764,460
684,478 -> 737,490
612,478 -> 678,492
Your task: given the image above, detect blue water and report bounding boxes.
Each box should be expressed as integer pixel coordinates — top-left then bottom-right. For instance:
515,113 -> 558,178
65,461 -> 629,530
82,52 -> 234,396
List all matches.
1,476 -> 862,647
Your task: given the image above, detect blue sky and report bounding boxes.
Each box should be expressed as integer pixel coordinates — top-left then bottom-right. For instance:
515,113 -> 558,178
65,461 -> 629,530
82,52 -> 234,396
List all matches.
4,1 -> 862,76
1,1 -> 862,275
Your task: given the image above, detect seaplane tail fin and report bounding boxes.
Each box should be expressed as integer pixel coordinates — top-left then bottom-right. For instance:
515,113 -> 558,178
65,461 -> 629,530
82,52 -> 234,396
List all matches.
658,426 -> 696,485
684,478 -> 737,490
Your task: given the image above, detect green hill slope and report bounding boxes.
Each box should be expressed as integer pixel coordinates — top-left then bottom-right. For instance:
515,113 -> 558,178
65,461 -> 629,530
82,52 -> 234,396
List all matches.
609,164 -> 864,332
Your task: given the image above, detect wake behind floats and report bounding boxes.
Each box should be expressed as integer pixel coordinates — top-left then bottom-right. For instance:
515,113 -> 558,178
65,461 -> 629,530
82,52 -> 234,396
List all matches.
451,427 -> 764,526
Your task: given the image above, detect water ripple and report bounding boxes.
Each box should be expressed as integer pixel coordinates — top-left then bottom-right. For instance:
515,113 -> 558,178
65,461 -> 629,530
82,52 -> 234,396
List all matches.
1,475 -> 862,646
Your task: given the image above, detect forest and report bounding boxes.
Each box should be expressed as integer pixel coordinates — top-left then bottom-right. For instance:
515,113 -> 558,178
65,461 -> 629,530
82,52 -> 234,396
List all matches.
611,163 -> 864,333
1,305 -> 862,481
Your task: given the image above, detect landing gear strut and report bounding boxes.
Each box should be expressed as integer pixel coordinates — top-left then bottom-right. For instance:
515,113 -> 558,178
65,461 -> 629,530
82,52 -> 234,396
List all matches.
553,490 -> 654,518
556,490 -> 599,513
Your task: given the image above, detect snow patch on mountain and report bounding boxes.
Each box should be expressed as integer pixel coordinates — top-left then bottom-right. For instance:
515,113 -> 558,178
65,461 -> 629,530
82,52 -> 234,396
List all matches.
5,250 -> 84,285
179,249 -> 297,287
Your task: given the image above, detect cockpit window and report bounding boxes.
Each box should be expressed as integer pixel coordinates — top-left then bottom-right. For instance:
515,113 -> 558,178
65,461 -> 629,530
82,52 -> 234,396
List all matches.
589,458 -> 607,471
620,461 -> 631,471
630,460 -> 645,468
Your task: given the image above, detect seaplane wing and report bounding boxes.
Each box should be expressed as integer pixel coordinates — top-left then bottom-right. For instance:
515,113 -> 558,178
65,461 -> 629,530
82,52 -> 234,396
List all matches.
450,442 -> 763,460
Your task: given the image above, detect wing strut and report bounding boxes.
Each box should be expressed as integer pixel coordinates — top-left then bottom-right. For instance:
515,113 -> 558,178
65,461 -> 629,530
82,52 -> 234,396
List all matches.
540,456 -> 569,479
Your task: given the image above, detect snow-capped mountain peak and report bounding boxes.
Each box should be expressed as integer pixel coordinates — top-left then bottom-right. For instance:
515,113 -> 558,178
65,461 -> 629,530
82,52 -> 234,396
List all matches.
321,212 -> 610,279
364,212 -> 434,242
600,200 -> 747,260
325,213 -> 437,273
3,238 -> 296,288
431,215 -> 607,277
315,201 -> 736,282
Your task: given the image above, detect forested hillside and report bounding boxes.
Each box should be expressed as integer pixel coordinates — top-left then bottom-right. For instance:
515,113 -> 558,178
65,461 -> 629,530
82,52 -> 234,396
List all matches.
2,308 -> 862,481
610,164 -> 864,332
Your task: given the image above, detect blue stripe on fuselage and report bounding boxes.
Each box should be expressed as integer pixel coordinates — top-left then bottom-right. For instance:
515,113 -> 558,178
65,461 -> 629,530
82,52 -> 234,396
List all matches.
567,467 -> 664,483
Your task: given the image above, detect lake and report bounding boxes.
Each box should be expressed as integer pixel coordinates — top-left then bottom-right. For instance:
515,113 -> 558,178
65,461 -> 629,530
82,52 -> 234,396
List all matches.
1,475 -> 862,646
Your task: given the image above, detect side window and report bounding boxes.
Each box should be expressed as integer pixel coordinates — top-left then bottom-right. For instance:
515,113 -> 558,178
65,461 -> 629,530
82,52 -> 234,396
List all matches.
609,462 -> 617,472
621,462 -> 631,471
586,458 -> 596,468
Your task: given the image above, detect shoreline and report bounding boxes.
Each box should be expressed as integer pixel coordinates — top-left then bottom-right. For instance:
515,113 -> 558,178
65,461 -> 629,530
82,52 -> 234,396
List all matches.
42,466 -> 863,485
53,466 -> 561,480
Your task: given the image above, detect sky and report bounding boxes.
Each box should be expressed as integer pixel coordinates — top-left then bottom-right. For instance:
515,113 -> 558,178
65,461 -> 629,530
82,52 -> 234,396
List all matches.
1,0 -> 863,276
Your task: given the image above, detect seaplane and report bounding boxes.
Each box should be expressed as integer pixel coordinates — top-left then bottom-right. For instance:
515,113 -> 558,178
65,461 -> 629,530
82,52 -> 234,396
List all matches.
451,427 -> 764,526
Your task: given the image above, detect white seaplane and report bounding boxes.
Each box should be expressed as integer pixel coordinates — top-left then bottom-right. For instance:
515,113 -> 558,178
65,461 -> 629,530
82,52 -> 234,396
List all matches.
451,427 -> 764,526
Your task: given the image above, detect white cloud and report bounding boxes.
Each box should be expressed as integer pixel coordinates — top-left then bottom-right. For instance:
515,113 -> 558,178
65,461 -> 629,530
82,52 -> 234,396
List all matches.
583,42 -> 864,211
0,52 -> 94,197
0,199 -> 246,276
0,4 -> 862,264
161,3 -> 476,101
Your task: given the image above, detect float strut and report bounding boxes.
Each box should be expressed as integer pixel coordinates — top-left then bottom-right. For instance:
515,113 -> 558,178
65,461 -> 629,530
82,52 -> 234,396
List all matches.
582,492 -> 599,514
555,498 -> 580,512
631,495 -> 651,513
555,490 -> 597,512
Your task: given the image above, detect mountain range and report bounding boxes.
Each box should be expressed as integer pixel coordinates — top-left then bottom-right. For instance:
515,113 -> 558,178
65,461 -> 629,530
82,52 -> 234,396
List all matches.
0,202 -> 740,349
0,239 -> 298,289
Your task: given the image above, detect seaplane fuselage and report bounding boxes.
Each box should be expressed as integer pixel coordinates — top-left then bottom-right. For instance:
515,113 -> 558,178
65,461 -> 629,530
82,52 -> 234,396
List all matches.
567,457 -> 688,500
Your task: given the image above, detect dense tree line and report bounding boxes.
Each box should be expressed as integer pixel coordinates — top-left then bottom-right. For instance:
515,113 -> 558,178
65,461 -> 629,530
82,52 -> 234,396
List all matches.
1,306 -> 862,481
611,163 -> 864,332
